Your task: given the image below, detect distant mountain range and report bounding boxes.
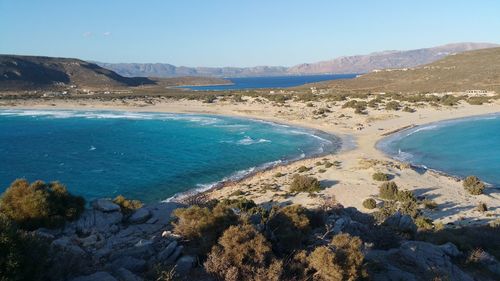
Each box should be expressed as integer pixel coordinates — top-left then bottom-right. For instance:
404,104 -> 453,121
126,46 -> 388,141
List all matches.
0,55 -> 228,91
96,42 -> 499,78
312,46 -> 500,94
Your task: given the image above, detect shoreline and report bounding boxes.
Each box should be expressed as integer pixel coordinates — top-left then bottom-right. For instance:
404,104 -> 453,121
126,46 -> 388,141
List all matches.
0,107 -> 346,203
1,98 -> 500,226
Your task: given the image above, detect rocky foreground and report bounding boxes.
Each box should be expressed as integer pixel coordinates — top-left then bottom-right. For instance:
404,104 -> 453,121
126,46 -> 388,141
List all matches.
32,198 -> 500,281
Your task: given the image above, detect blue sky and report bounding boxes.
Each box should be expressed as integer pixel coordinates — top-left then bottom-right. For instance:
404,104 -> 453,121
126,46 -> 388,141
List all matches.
1,0 -> 499,67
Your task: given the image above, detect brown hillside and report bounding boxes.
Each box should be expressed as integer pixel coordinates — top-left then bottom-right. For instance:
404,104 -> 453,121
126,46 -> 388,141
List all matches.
314,47 -> 500,94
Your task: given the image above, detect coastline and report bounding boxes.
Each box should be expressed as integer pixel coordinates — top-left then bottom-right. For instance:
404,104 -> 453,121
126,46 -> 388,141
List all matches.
1,97 -> 500,226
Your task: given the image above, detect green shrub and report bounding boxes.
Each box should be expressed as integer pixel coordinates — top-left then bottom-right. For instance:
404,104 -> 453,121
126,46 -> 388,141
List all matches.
372,201 -> 398,222
0,215 -> 48,281
289,174 -> 321,193
203,95 -> 217,103
362,198 -> 377,209
113,195 -> 143,215
172,203 -> 238,255
218,198 -> 257,212
378,181 -> 399,200
204,224 -> 282,281
415,216 -> 434,230
267,205 -> 310,253
385,101 -> 401,111
297,166 -> 311,173
308,233 -> 366,281
463,176 -> 485,195
372,172 -> 390,181
0,179 -> 85,230
396,190 -> 416,203
399,200 -> 419,218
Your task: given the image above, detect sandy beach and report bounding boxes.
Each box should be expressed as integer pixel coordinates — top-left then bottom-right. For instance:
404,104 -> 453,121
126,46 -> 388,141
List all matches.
1,96 -> 499,227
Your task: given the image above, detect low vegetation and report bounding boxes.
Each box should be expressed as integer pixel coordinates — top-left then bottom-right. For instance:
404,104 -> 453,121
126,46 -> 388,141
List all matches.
113,195 -> 143,215
362,198 -> 377,209
204,224 -> 282,281
172,202 -> 238,255
309,234 -> 366,281
372,172 -> 390,181
0,179 -> 85,230
289,174 -> 322,193
378,181 -> 399,200
463,175 -> 485,195
0,214 -> 49,281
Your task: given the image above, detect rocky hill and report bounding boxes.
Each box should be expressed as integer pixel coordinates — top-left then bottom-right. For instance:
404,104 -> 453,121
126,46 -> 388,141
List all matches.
315,47 -> 500,93
0,55 -> 156,91
97,42 -> 498,78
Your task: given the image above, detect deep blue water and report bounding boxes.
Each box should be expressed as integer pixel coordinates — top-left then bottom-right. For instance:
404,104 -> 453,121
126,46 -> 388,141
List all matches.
182,74 -> 358,90
378,114 -> 500,187
0,110 -> 340,202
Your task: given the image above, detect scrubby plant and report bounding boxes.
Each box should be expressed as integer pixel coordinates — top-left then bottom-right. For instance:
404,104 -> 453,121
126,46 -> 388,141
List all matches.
378,181 -> 399,200
204,224 -> 282,281
463,176 -> 485,195
372,172 -> 390,181
0,179 -> 85,230
308,233 -> 366,281
274,172 -> 284,178
289,174 -> 322,193
385,101 -> 401,111
113,195 -> 143,215
477,202 -> 488,212
402,106 -> 416,113
396,190 -> 416,203
297,166 -> 311,173
203,95 -> 217,103
399,199 -> 419,218
415,216 -> 434,230
362,198 -> 377,209
267,205 -> 311,253
172,202 -> 238,254
218,198 -> 257,212
421,199 -> 438,210
372,201 -> 398,223
229,190 -> 245,197
0,215 -> 48,281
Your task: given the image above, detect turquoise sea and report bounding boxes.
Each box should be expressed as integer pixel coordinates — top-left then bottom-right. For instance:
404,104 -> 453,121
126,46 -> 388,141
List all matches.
0,110 -> 340,202
182,74 -> 358,90
378,114 -> 500,187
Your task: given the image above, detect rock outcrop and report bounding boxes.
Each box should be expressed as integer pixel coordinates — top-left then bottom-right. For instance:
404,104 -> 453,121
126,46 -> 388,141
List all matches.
39,199 -> 186,281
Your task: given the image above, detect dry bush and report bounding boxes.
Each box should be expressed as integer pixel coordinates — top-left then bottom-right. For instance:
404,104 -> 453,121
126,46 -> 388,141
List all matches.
113,195 -> 143,215
362,198 -> 377,209
204,224 -> 282,281
372,172 -> 389,181
463,176 -> 485,195
378,181 -> 399,200
421,199 -> 438,209
0,214 -> 48,281
0,179 -> 85,230
290,174 -> 321,193
415,216 -> 434,230
396,190 -> 416,203
309,233 -> 366,281
172,203 -> 238,255
267,205 -> 311,253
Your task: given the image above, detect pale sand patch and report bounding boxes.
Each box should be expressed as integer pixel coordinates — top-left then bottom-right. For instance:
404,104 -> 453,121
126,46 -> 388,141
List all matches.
2,97 -> 499,227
